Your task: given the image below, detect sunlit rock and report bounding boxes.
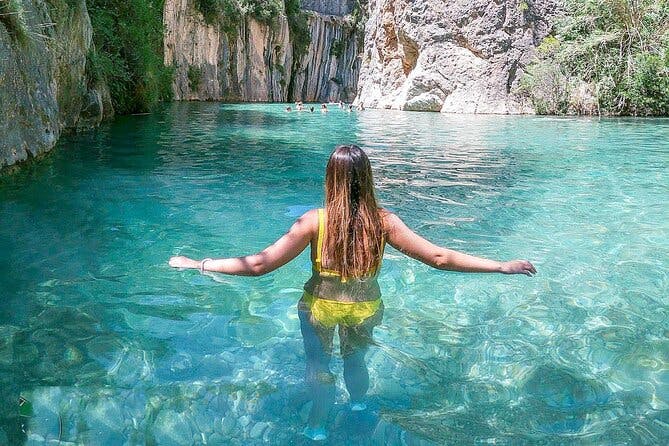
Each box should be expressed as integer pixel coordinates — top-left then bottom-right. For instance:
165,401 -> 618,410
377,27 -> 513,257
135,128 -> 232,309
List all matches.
152,409 -> 193,446
355,0 -> 559,113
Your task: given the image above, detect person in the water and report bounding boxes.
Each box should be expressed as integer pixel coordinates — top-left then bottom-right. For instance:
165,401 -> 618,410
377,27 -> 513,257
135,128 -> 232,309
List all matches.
168,145 -> 536,441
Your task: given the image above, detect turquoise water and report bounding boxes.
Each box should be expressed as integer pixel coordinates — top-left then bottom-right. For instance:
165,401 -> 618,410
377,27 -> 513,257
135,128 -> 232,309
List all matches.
1,103 -> 668,445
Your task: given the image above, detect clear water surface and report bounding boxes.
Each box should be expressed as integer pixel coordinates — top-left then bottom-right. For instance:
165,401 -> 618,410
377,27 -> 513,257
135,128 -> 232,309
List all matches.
0,103 -> 667,445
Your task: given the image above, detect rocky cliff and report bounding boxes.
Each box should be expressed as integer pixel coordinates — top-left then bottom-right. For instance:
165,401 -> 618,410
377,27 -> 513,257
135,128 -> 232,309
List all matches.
355,0 -> 558,113
0,0 -> 111,171
163,0 -> 361,102
301,0 -> 353,16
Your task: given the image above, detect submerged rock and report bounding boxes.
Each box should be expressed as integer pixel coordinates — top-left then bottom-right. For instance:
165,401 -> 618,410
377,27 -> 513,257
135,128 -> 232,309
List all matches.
152,409 -> 193,446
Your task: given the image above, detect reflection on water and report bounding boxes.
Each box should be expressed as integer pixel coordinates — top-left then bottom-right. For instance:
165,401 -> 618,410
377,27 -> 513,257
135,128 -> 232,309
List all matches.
0,103 -> 668,444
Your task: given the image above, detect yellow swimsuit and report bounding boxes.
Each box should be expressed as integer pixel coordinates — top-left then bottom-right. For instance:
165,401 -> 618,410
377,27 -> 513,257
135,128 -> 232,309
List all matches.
301,209 -> 383,328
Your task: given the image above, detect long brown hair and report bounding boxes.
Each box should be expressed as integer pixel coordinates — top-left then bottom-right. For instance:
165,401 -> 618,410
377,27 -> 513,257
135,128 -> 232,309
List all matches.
323,145 -> 384,278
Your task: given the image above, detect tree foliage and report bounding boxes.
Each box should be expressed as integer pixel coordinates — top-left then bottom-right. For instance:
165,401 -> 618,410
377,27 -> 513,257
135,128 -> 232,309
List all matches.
194,0 -> 283,28
284,0 -> 310,59
193,0 -> 311,57
0,0 -> 29,43
87,0 -> 174,115
521,0 -> 669,115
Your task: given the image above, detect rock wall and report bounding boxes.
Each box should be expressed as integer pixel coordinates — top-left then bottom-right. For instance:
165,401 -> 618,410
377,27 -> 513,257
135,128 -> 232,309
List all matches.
355,0 -> 558,113
291,13 -> 361,102
0,0 -> 111,171
163,0 -> 293,102
301,0 -> 353,15
163,0 -> 361,103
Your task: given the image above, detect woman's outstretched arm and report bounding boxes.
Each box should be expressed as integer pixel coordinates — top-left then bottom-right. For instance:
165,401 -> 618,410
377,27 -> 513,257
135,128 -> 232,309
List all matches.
384,212 -> 536,276
168,210 -> 317,276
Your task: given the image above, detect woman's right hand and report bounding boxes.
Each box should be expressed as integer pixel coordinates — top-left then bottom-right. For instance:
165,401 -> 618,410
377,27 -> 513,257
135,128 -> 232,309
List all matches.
500,260 -> 537,276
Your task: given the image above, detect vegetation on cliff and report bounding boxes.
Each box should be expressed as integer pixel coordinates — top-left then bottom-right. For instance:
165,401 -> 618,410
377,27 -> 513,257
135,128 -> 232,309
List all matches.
194,0 -> 282,29
87,0 -> 173,114
522,0 -> 669,116
284,0 -> 310,59
0,0 -> 29,43
193,0 -> 311,57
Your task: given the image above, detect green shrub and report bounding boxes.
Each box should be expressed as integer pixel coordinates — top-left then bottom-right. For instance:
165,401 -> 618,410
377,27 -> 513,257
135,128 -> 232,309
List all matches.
519,60 -> 570,114
187,65 -> 202,91
349,0 -> 367,47
625,52 -> 669,115
330,38 -> 345,57
521,0 -> 669,116
285,0 -> 310,59
0,0 -> 29,43
194,0 -> 282,30
88,0 -> 174,114
193,0 -> 219,25
191,0 -> 314,59
240,0 -> 282,24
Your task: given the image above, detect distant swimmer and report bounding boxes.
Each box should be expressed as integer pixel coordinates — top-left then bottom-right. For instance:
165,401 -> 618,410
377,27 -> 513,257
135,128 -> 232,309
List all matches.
321,104 -> 329,113
310,106 -> 315,112
286,106 -> 292,112
338,101 -> 344,109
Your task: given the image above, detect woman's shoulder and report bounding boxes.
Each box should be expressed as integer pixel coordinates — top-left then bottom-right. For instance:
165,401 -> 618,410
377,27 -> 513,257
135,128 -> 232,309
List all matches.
300,208 -> 321,221
378,207 -> 393,217
378,208 -> 401,232
296,208 -> 321,232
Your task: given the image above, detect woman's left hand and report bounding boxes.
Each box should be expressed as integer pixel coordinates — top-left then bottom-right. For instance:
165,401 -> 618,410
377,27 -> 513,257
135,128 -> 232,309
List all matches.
169,256 -> 197,269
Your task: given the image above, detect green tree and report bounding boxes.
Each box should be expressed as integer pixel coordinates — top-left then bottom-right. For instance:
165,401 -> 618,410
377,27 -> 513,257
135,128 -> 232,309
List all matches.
522,0 -> 669,115
88,0 -> 174,114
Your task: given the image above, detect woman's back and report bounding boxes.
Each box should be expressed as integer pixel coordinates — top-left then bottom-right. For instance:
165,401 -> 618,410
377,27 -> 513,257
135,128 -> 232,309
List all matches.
303,207 -> 384,303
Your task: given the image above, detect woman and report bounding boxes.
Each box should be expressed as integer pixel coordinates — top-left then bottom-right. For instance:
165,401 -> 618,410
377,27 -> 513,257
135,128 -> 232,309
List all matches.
169,145 -> 536,440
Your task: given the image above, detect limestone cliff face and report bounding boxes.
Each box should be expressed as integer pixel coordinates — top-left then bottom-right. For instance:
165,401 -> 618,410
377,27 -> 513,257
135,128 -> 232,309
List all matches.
164,0 -> 293,101
301,0 -> 353,16
0,0 -> 111,171
163,0 -> 360,102
291,13 -> 361,102
355,0 -> 558,113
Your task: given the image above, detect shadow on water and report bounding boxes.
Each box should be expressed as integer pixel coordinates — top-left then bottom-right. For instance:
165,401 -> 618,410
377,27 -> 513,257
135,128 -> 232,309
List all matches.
373,346 -> 614,444
518,365 -> 610,436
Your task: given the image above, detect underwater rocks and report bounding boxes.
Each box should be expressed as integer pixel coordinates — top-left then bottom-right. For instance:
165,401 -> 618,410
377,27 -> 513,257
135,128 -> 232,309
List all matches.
19,382 -> 436,445
8,319 -> 436,445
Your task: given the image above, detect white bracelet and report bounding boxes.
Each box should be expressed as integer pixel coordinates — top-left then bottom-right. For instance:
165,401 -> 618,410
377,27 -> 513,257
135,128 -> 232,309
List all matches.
200,258 -> 213,274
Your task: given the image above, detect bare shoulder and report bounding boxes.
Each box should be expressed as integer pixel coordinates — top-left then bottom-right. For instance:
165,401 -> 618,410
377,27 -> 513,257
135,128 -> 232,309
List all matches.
300,208 -> 320,221
379,208 -> 402,232
295,208 -> 320,234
